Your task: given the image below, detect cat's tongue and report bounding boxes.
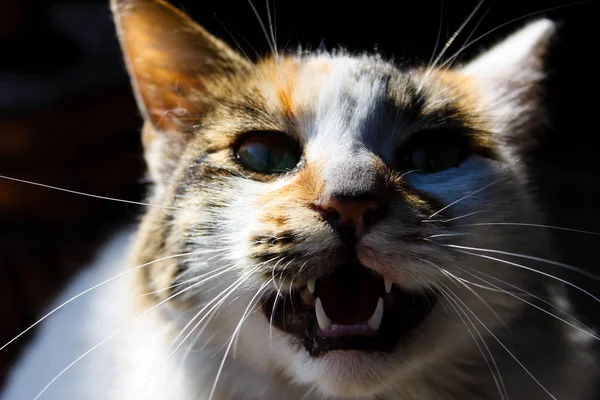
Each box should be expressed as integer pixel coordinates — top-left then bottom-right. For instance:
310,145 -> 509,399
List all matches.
314,264 -> 385,337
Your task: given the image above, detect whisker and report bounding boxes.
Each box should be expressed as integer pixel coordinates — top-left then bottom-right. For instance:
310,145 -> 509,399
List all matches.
441,0 -> 495,72
456,267 -> 600,340
300,383 -> 319,400
423,258 -> 506,327
230,277 -> 273,359
424,0 -> 445,74
423,208 -> 490,223
438,283 -> 557,399
457,250 -> 600,303
214,15 -> 255,63
465,267 -> 597,333
428,179 -> 503,219
427,233 -> 476,239
32,270 -> 216,400
442,244 -> 599,280
434,283 -> 508,400
208,280 -> 272,400
417,0 -> 485,92
439,1 -> 589,69
134,270 -> 258,400
455,222 -> 600,236
265,0 -> 277,58
137,251 -> 236,297
0,248 -> 228,352
0,174 -> 191,214
247,0 -> 278,58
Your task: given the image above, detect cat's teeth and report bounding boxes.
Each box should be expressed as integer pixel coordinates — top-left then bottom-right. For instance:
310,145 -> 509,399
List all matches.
307,278 -> 315,294
367,297 -> 384,330
384,278 -> 392,294
315,298 -> 332,330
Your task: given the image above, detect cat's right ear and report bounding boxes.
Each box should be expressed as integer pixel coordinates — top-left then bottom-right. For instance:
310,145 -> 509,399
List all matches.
111,0 -> 252,135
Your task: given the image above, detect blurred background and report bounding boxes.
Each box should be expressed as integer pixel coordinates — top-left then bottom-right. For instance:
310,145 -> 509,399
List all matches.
0,0 -> 596,388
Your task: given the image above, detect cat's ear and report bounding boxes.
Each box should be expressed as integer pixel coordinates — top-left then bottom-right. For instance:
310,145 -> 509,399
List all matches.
111,0 -> 252,134
461,19 -> 556,136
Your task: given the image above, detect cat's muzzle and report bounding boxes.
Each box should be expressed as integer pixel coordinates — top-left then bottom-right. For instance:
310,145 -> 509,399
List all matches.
262,263 -> 436,357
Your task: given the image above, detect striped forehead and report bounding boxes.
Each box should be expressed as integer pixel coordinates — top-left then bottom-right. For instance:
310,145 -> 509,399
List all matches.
256,55 -> 486,164
293,57 -> 392,161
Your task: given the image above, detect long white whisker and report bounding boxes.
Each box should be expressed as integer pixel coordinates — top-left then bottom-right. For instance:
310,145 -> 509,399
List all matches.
138,262 -> 234,297
33,271 -> 215,400
439,1 -> 588,69
434,283 -> 508,400
424,208 -> 490,223
232,281 -> 272,358
440,269 -> 506,327
265,0 -> 277,58
247,0 -> 277,58
442,0 -> 495,71
442,244 -> 599,280
455,222 -> 600,236
428,179 -> 502,219
209,280 -> 273,400
134,269 -> 258,400
417,0 -> 485,92
457,267 -> 600,340
0,174 -> 190,213
1,249 -> 227,352
457,250 -> 600,303
466,267 -> 597,331
438,283 -> 557,399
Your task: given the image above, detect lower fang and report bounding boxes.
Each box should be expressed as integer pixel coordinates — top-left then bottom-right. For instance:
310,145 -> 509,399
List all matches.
315,298 -> 332,330
367,297 -> 384,330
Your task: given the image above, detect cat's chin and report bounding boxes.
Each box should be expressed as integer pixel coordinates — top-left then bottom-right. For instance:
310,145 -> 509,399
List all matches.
294,349 -> 397,398
261,263 -> 437,357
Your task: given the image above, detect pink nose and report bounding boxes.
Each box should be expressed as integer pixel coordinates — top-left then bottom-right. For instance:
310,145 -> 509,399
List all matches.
316,195 -> 382,226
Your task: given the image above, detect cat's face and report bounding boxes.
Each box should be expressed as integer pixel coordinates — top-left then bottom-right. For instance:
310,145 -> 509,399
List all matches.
113,0 -> 555,397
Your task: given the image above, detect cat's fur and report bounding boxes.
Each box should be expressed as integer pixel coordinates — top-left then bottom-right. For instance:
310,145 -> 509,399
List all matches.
2,0 -> 598,399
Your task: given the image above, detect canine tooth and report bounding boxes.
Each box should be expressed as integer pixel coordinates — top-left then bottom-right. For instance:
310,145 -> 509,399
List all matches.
307,278 -> 316,294
368,297 -> 384,330
384,278 -> 392,293
315,298 -> 332,330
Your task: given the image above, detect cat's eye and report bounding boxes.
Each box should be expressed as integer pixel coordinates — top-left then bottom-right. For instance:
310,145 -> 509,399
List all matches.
235,132 -> 301,174
399,129 -> 469,173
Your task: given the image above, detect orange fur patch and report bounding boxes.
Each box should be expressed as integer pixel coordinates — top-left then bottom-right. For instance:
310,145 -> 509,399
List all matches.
257,161 -> 325,228
258,58 -> 302,119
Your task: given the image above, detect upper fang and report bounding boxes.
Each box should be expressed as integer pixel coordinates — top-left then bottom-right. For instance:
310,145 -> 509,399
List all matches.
307,278 -> 315,294
384,278 -> 392,293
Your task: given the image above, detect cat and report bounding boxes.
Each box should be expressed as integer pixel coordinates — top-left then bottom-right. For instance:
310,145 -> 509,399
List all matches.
1,0 -> 598,399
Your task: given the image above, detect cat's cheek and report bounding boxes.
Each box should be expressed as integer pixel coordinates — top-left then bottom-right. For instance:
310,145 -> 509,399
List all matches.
404,156 -> 510,214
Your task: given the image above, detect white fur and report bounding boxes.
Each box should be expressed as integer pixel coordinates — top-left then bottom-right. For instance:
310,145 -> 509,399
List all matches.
1,229 -> 194,400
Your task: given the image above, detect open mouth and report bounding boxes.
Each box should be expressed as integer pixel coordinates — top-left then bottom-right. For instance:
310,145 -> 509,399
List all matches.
262,264 -> 437,357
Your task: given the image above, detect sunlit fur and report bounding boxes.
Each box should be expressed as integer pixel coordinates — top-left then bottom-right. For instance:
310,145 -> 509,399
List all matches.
2,1 -> 597,399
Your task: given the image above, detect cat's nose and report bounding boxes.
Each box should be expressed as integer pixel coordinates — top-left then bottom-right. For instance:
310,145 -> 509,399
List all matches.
315,194 -> 383,228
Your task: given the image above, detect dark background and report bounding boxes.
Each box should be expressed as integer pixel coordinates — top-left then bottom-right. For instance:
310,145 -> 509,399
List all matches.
0,0 -> 597,388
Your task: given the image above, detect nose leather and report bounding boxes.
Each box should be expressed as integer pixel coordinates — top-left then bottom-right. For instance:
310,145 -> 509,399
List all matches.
319,195 -> 381,226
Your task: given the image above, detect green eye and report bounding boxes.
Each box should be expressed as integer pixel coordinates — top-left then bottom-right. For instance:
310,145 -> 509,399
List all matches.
236,133 -> 301,174
400,129 -> 469,173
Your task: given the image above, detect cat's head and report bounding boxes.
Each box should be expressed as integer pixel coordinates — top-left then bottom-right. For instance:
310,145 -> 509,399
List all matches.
112,0 -> 555,397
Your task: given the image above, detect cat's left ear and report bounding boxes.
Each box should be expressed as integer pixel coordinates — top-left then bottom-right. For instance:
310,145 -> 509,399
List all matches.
461,19 -> 556,135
